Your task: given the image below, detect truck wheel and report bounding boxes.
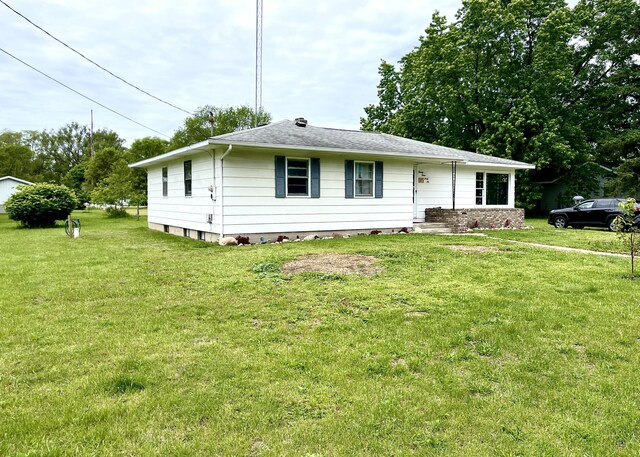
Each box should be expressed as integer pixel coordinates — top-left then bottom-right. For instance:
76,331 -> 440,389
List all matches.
554,216 -> 567,229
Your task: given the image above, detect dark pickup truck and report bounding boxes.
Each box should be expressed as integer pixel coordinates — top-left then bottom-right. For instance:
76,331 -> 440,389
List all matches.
548,198 -> 639,230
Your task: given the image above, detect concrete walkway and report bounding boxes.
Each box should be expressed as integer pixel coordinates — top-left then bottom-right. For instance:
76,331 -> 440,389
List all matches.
480,234 -> 629,258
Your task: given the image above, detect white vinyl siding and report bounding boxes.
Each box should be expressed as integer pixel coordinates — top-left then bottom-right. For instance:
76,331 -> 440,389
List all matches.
221,149 -> 412,234
147,154 -> 219,234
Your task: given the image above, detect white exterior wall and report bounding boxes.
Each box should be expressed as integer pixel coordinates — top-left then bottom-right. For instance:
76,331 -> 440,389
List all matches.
146,153 -> 219,234
0,178 -> 28,213
222,148 -> 414,235
415,163 -> 516,216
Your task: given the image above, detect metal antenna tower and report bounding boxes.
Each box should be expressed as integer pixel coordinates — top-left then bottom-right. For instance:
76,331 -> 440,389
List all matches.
254,0 -> 263,127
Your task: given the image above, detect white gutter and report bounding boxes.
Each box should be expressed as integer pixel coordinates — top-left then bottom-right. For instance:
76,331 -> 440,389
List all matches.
465,161 -> 535,170
218,145 -> 233,238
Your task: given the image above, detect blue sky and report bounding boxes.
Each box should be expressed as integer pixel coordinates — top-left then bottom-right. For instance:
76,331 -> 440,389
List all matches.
0,0 -> 461,145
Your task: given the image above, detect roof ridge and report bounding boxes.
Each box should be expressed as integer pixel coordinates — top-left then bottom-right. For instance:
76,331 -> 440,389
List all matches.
212,119 -> 290,139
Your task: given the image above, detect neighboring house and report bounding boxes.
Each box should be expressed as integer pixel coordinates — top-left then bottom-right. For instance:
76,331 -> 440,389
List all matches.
130,119 -> 534,239
0,176 -> 33,213
536,162 -> 616,212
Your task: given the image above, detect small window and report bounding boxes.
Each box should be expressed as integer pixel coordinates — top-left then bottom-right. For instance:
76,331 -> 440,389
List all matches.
164,225 -> 169,233
486,173 -> 509,205
355,162 -> 374,197
197,231 -> 205,241
183,228 -> 190,238
475,172 -> 484,205
287,158 -> 309,196
184,160 -> 192,197
162,167 -> 168,197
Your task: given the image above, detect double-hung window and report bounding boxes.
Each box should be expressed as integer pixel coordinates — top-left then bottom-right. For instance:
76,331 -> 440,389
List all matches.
355,162 -> 374,197
287,158 -> 309,196
275,156 -> 320,198
162,167 -> 168,197
184,160 -> 192,197
345,160 -> 383,198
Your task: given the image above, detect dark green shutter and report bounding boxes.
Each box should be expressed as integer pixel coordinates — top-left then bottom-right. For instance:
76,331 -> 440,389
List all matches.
345,160 -> 354,198
310,158 -> 320,198
275,156 -> 286,198
375,161 -> 383,198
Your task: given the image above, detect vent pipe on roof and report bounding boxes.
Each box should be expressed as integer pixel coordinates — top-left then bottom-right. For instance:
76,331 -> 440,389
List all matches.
294,118 -> 307,127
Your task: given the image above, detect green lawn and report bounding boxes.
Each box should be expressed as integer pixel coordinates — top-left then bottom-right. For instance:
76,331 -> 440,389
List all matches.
481,217 -> 628,254
1,211 -> 639,456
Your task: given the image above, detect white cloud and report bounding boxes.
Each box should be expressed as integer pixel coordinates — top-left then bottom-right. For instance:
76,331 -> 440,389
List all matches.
0,0 -> 463,145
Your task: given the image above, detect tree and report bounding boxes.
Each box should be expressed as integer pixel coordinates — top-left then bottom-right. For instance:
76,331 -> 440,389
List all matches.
91,159 -> 134,217
63,162 -> 90,208
31,122 -> 125,183
5,183 -> 77,228
362,0 -> 640,209
84,147 -> 126,191
607,158 -> 640,198
127,137 -> 169,208
613,198 -> 640,277
168,105 -> 271,150
0,144 -> 36,180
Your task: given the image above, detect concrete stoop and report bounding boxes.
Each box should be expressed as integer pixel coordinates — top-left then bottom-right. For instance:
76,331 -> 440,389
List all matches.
413,222 -> 453,234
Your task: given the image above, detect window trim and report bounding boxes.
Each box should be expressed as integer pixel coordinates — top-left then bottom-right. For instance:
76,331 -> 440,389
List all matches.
354,161 -> 375,198
184,160 -> 192,197
475,172 -> 484,205
475,172 -> 510,206
162,166 -> 168,197
286,157 -> 310,197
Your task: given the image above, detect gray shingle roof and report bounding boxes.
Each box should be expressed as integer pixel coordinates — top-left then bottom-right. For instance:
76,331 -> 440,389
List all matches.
211,120 -> 533,168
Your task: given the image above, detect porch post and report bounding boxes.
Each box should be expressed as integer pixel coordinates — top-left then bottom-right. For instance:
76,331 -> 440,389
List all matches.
451,161 -> 457,210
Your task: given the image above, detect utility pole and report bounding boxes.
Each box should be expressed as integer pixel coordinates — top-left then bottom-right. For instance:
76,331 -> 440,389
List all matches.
255,0 -> 263,127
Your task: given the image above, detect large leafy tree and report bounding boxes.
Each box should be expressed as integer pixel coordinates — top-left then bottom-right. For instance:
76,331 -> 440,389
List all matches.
362,0 -> 640,209
31,122 -> 125,183
127,137 -> 169,205
84,147 -> 126,191
168,105 -> 271,150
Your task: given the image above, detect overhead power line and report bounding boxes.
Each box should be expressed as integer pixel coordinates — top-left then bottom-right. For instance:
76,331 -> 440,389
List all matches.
0,47 -> 170,138
0,0 -> 194,116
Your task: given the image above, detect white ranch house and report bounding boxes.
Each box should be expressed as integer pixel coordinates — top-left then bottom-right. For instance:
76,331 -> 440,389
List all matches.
131,119 -> 534,240
0,176 -> 32,213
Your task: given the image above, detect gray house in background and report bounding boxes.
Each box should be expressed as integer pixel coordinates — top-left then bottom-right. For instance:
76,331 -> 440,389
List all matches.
536,163 -> 615,212
0,176 -> 32,213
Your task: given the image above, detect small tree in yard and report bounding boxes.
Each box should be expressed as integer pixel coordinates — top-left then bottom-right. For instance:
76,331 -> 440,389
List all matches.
5,183 -> 77,228
613,198 -> 640,278
91,159 -> 133,217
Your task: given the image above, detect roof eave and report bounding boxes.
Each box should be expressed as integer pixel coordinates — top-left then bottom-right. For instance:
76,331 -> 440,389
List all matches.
0,176 -> 33,185
129,139 -> 214,168
465,161 -> 535,170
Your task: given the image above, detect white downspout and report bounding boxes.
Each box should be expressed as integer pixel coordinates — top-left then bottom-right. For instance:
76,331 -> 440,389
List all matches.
219,145 -> 233,238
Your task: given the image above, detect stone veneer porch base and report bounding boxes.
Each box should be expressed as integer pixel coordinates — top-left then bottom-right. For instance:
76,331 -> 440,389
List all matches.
425,207 -> 525,233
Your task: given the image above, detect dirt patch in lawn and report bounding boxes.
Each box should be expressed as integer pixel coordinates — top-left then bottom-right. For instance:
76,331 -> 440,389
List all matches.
445,245 -> 498,253
282,253 -> 382,276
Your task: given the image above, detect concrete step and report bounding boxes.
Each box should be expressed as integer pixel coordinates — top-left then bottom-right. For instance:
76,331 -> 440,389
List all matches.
413,222 -> 453,234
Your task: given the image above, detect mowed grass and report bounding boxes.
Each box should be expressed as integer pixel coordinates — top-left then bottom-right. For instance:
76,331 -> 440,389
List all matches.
481,217 -> 628,254
1,211 -> 639,456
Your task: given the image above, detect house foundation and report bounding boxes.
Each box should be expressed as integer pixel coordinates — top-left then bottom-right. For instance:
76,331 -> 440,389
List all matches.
425,207 -> 525,233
